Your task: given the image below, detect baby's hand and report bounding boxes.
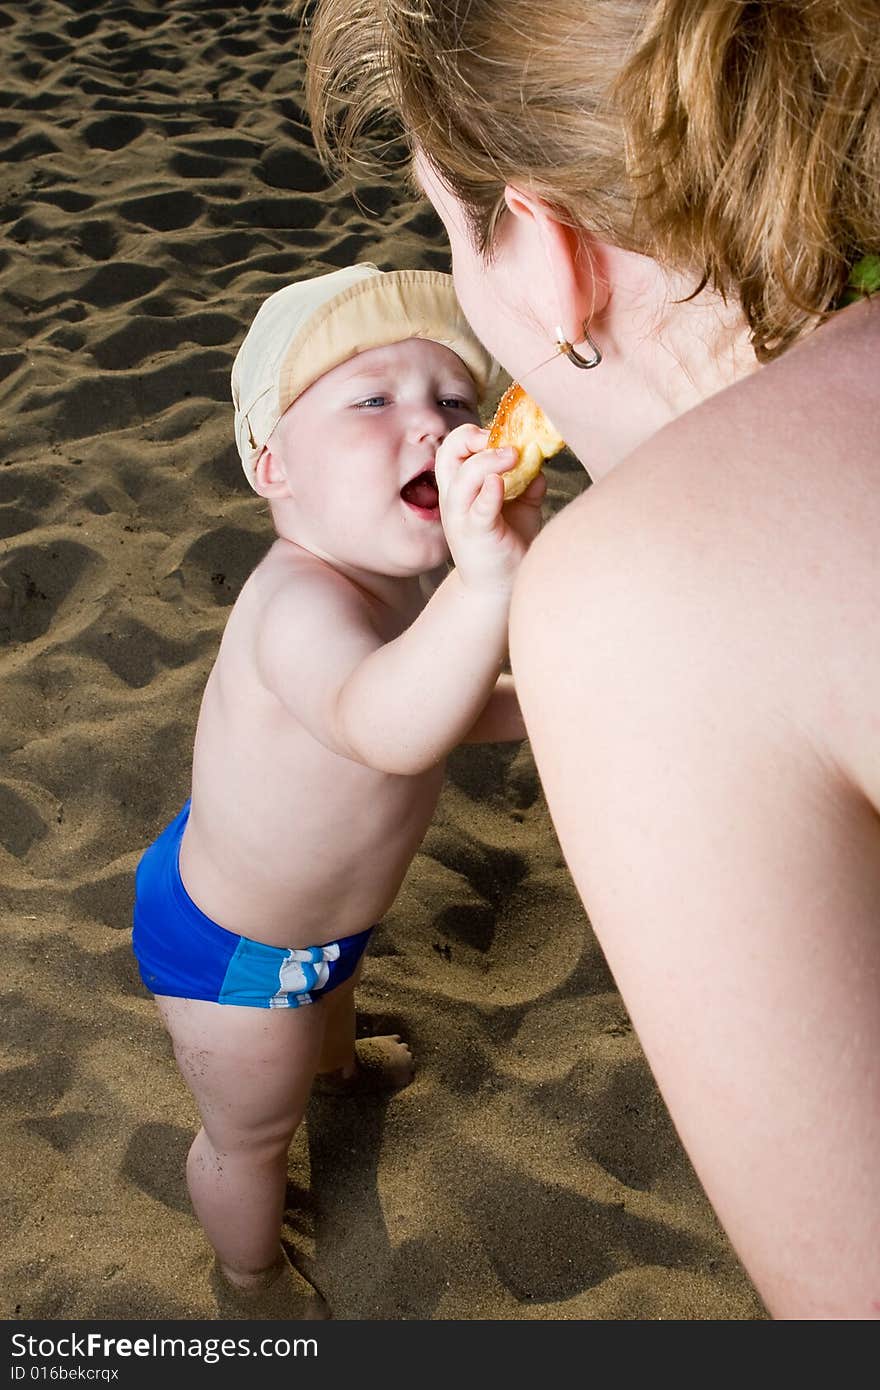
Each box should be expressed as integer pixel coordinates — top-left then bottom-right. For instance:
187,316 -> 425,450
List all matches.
434,423 -> 546,595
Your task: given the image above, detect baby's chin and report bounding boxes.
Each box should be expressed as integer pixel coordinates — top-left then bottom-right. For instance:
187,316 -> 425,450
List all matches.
316,517 -> 449,576
343,537 -> 449,583
392,549 -> 449,580
390,527 -> 449,573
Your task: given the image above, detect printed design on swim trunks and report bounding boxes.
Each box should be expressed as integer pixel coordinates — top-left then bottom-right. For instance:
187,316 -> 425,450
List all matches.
272,942 -> 342,1007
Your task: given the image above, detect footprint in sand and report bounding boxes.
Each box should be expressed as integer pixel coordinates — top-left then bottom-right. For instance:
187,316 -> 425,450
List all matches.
258,143 -> 329,194
121,1122 -> 192,1213
20,352 -> 229,444
569,1054 -> 689,1193
33,188 -> 94,214
25,1111 -> 94,1154
76,611 -> 198,688
89,309 -> 240,371
0,539 -> 98,644
169,151 -> 230,181
71,861 -> 140,932
44,325 -> 85,354
182,136 -> 262,162
0,458 -> 60,537
219,193 -> 324,233
63,13 -> 101,40
0,1054 -> 76,1115
119,191 -> 203,233
82,114 -> 145,151
463,1155 -> 712,1302
0,504 -> 39,540
0,780 -> 52,857
3,132 -> 59,162
423,826 -> 528,910
0,349 -> 26,385
78,261 -> 164,307
179,524 -> 268,608
74,219 -> 119,261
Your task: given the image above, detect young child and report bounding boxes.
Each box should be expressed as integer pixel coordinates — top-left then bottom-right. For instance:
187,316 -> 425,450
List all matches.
131,263 -> 544,1316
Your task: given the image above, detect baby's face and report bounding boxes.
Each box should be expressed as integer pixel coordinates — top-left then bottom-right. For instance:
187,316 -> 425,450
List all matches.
273,338 -> 480,577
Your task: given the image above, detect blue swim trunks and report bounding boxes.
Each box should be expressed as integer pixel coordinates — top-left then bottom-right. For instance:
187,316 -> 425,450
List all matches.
132,802 -> 373,1009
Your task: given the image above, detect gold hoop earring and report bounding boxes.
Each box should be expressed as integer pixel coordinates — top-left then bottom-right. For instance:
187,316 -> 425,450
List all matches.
555,324 -> 602,370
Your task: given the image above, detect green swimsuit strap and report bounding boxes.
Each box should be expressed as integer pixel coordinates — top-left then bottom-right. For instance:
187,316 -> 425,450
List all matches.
837,253 -> 880,307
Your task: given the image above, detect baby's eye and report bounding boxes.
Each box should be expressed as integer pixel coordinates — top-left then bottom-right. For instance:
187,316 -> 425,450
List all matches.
439,396 -> 474,411
354,395 -> 389,409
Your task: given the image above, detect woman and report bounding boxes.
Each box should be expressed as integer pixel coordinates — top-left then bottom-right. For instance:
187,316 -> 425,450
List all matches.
302,0 -> 880,1318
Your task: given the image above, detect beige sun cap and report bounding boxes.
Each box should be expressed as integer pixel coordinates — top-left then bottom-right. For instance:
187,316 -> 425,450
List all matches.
231,263 -> 497,488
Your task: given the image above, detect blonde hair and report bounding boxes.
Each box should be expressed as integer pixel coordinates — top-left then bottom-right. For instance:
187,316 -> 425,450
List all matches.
301,0 -> 880,361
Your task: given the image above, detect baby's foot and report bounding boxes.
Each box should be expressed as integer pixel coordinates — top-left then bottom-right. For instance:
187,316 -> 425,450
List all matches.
312,1034 -> 415,1096
211,1250 -> 329,1320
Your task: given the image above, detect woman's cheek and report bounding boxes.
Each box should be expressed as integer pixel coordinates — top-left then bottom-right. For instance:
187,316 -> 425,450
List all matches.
451,259 -> 500,356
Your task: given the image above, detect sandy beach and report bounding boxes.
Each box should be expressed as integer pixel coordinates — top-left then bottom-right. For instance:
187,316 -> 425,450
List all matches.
0,0 -> 764,1320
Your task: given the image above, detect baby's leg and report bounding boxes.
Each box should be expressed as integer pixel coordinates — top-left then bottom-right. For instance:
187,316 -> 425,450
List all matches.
313,964 -> 415,1094
156,994 -> 324,1291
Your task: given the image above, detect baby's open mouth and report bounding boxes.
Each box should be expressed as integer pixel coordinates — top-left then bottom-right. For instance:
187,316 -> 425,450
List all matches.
400,470 -> 439,512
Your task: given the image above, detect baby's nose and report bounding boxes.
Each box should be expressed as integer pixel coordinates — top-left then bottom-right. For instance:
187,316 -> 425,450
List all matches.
407,404 -> 447,443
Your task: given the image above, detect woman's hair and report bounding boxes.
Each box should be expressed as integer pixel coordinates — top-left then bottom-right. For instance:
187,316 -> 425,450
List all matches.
302,0 -> 880,361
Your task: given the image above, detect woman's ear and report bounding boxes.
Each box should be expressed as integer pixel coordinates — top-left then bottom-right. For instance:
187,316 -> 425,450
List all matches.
252,442 -> 293,500
502,185 -> 609,345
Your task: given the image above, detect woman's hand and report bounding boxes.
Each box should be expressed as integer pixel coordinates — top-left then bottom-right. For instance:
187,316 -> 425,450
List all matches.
434,423 -> 546,594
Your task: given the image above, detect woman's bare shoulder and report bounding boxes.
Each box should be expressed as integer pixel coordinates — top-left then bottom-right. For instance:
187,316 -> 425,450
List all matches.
514,297 -> 880,797
681,295 -> 876,463
558,297 -> 879,561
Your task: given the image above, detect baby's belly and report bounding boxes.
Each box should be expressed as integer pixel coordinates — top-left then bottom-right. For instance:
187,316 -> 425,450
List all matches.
181,762 -> 445,949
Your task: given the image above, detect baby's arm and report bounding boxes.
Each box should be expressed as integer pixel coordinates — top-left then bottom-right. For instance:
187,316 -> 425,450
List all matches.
256,427 -> 542,774
460,673 -> 526,744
